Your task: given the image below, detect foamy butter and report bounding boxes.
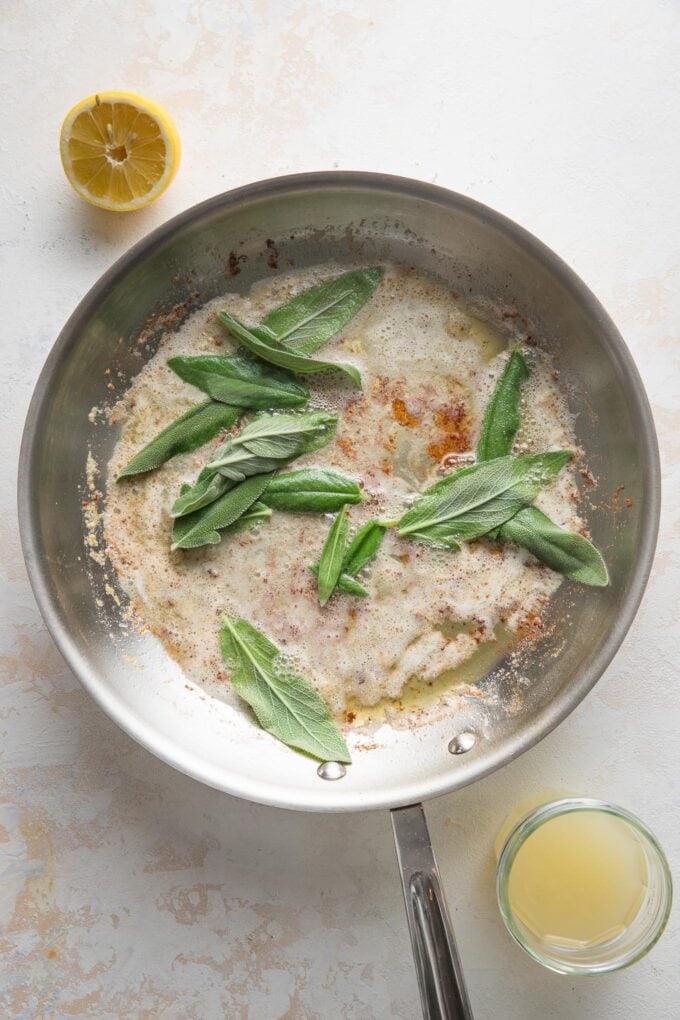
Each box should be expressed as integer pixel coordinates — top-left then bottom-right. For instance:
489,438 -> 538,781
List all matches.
104,265 -> 582,717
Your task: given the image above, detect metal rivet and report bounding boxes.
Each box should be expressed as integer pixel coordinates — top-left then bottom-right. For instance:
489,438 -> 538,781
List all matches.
448,731 -> 477,755
317,761 -> 347,781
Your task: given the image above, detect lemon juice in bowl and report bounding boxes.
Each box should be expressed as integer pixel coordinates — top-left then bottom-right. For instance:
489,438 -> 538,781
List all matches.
496,798 -> 672,973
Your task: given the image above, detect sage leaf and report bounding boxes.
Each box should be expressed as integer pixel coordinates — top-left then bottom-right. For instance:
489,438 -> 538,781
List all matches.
225,501 -> 272,535
260,266 -> 384,354
469,349 -> 608,582
167,354 -> 309,409
261,468 -> 361,513
207,410 -> 337,481
317,505 -> 350,606
394,524 -> 461,552
497,506 -> 609,586
118,400 -> 238,480
335,574 -> 369,597
398,452 -> 571,547
341,519 -> 387,576
477,350 -> 530,461
309,564 -> 369,597
310,518 -> 387,598
171,473 -> 274,550
219,312 -> 362,388
172,410 -> 336,519
171,469 -> 230,518
219,616 -> 351,763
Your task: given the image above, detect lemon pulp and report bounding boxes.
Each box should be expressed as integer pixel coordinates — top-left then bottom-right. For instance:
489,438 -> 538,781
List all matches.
60,91 -> 180,211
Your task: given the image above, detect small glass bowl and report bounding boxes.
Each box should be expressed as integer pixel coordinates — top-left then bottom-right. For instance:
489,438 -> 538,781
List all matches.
496,798 -> 673,975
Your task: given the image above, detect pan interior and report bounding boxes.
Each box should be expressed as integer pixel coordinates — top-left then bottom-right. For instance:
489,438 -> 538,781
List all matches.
19,176 -> 658,811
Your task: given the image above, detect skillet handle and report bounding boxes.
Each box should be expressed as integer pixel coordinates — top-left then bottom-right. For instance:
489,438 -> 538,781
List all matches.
391,803 -> 474,1020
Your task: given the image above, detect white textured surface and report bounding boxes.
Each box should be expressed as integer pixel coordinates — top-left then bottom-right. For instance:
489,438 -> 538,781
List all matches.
2,1 -> 679,1016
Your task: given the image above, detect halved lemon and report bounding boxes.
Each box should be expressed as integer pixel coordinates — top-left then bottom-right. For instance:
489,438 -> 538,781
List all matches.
60,91 -> 180,212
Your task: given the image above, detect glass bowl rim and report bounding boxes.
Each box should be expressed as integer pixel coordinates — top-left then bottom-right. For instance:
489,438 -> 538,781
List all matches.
496,797 -> 673,975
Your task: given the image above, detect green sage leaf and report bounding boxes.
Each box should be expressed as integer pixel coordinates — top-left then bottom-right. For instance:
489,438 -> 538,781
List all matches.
260,266 -> 384,354
394,524 -> 461,551
171,473 -> 274,550
172,410 -> 336,521
341,519 -> 387,576
207,410 -> 337,481
219,312 -> 362,388
261,468 -> 361,513
309,564 -> 369,597
398,452 -> 571,547
219,616 -> 351,763
310,518 -> 387,598
317,505 -> 350,606
497,506 -> 609,586
167,354 -> 309,409
477,350 -> 530,461
224,501 -> 272,535
171,469 -> 230,518
117,400 -> 238,479
335,574 -> 369,597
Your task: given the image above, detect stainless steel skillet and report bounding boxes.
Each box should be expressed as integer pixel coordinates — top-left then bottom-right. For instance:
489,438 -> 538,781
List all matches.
18,173 -> 660,1017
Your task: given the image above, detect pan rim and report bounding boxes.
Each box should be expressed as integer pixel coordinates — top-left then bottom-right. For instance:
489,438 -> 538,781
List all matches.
17,171 -> 661,812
